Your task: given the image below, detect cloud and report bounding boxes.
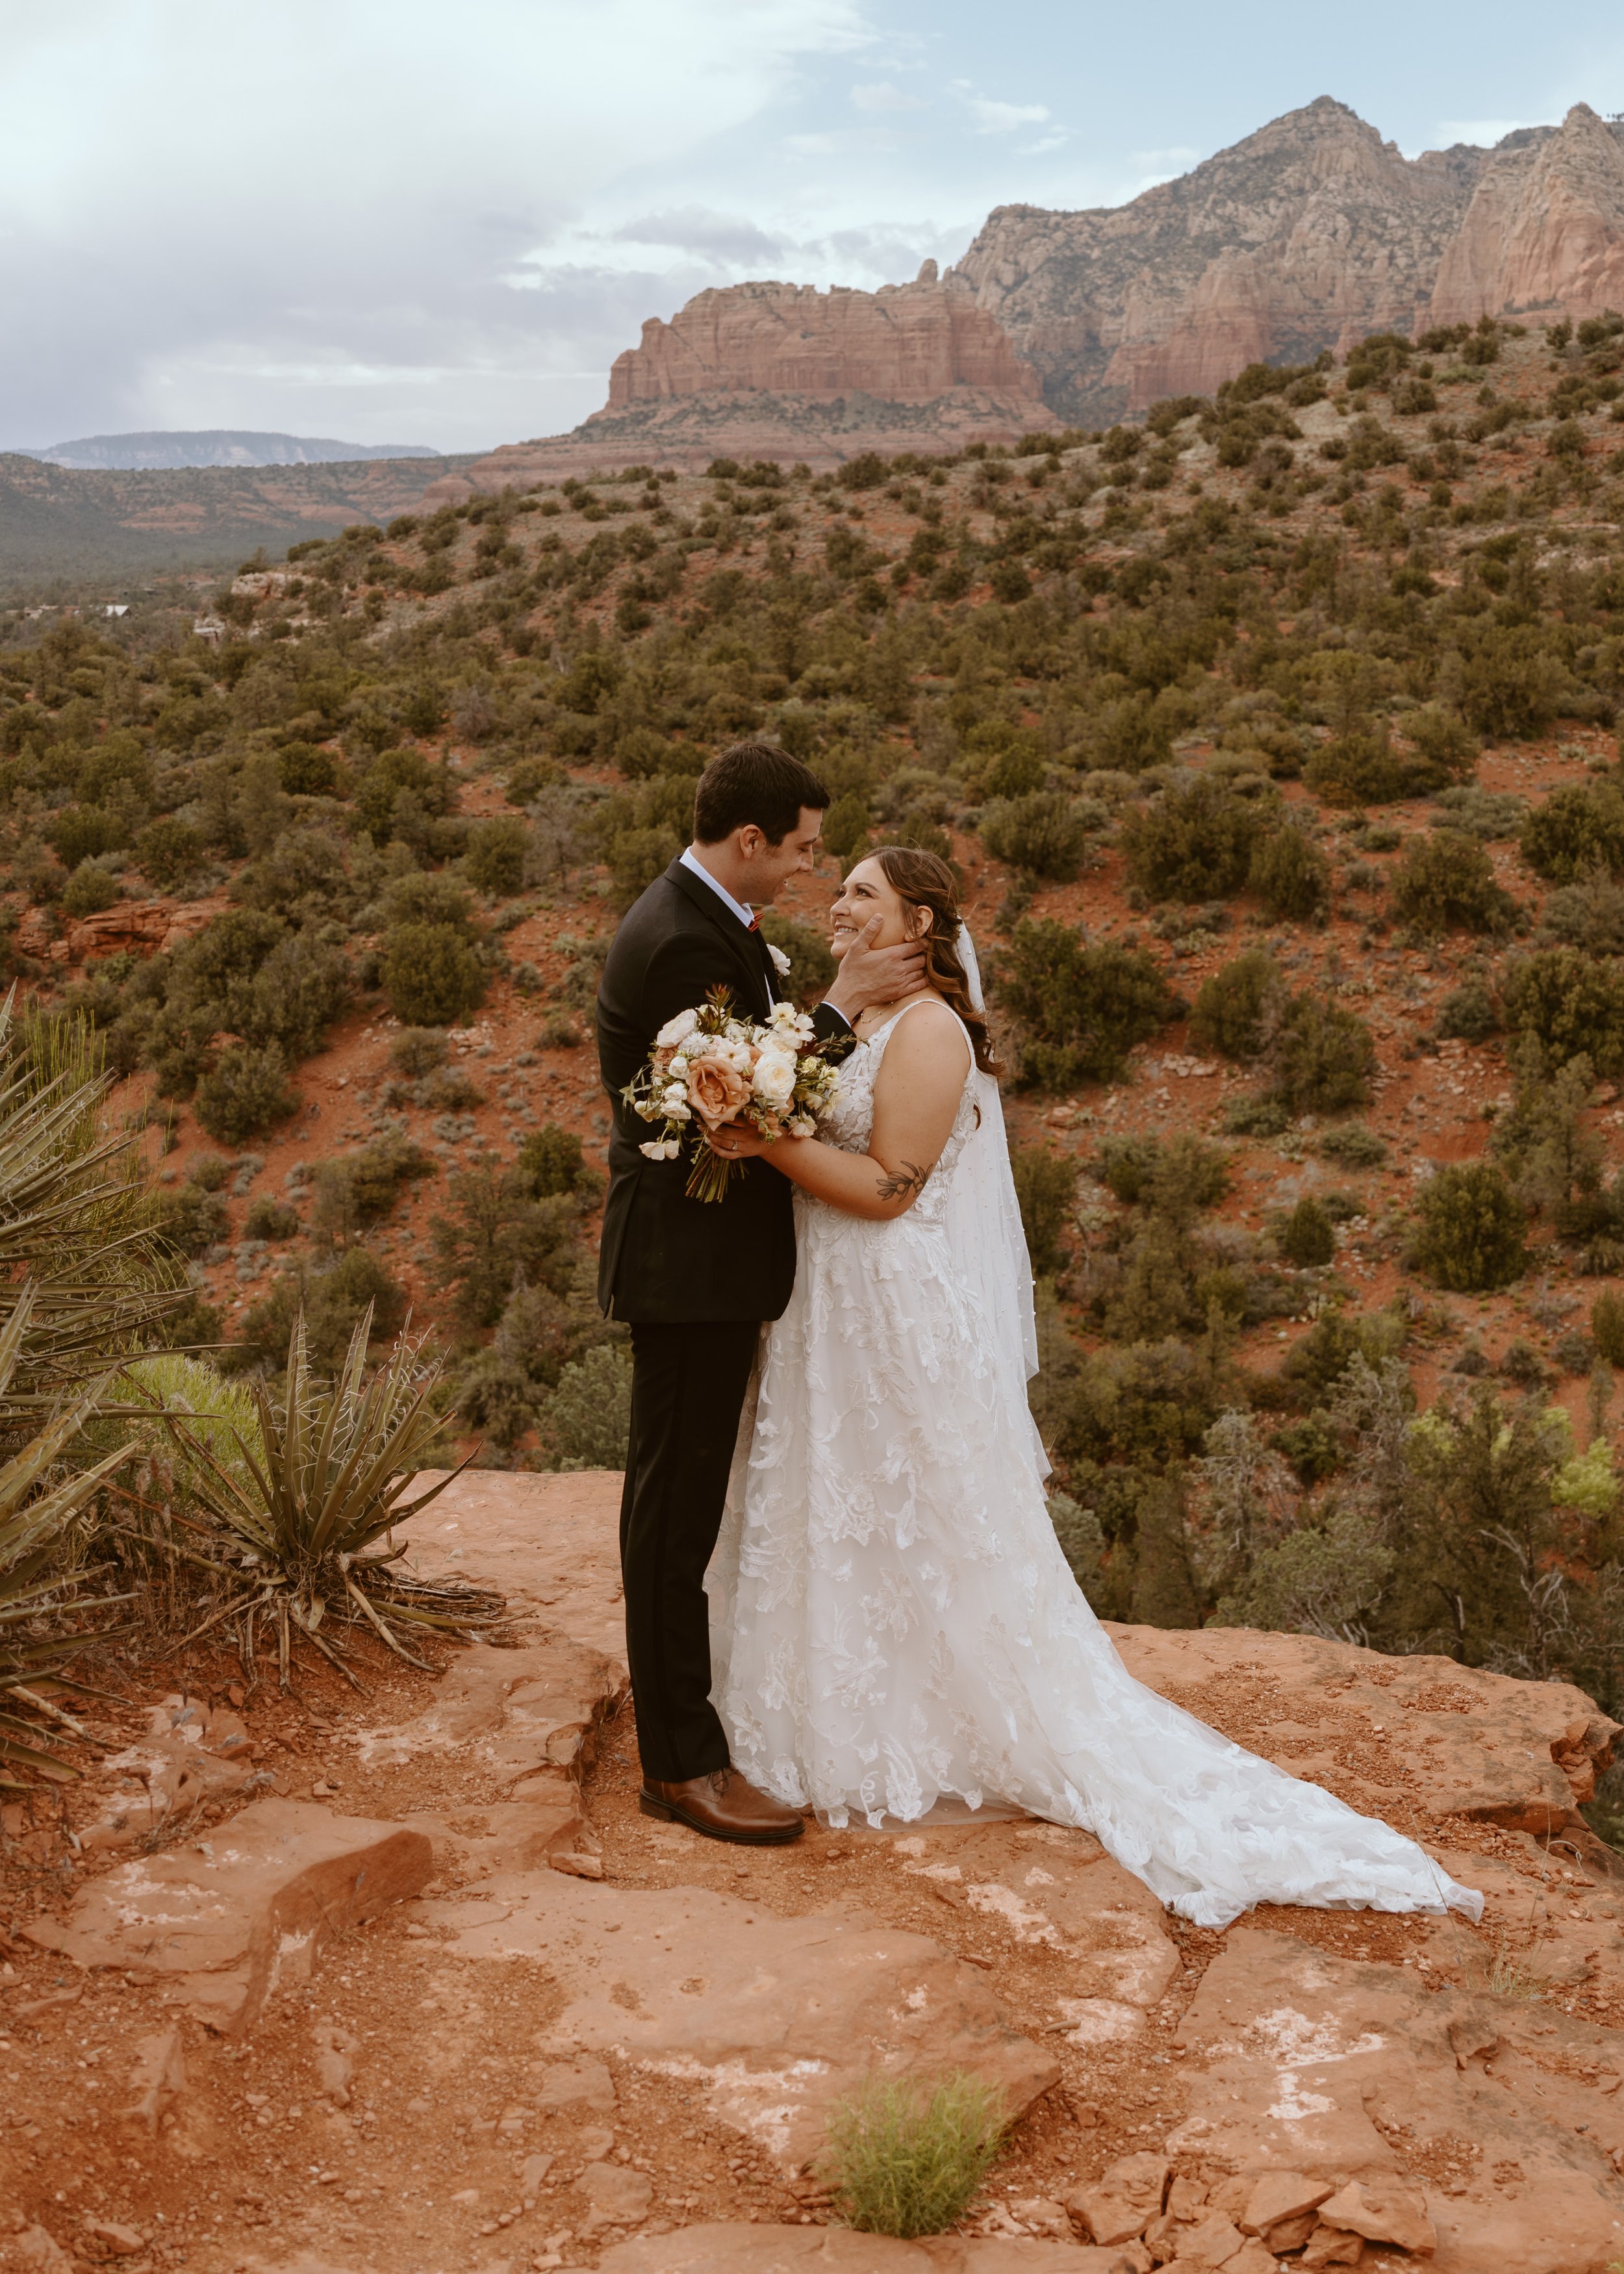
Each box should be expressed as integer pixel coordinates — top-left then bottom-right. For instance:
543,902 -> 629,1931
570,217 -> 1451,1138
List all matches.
851,81 -> 926,112
608,209 -> 789,264
0,0 -> 876,452
1430,116 -> 1541,149
967,97 -> 1052,134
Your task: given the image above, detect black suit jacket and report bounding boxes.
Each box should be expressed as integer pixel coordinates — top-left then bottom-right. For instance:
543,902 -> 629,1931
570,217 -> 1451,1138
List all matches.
596,859 -> 852,1323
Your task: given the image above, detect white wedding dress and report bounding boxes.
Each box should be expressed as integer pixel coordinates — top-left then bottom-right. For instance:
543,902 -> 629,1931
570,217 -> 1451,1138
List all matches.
707,997 -> 1482,1931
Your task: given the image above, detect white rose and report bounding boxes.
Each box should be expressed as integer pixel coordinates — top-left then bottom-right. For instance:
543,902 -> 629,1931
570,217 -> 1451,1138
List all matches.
752,1051 -> 797,1109
786,1114 -> 815,1136
655,1007 -> 700,1048
767,943 -> 792,976
639,1140 -> 666,1159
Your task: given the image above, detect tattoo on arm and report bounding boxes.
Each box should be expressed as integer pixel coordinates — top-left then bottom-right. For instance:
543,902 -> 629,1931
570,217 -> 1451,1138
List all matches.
875,1159 -> 928,1203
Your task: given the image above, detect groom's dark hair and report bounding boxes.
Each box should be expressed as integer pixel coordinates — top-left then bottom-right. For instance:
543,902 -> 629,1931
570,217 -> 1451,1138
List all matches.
694,741 -> 830,847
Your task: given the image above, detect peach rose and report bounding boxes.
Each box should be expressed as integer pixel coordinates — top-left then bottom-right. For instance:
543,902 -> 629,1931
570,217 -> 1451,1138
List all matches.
685,1049 -> 752,1128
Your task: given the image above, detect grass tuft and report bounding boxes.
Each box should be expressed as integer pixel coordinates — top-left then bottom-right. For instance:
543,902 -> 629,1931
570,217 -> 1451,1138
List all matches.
821,2070 -> 1008,2238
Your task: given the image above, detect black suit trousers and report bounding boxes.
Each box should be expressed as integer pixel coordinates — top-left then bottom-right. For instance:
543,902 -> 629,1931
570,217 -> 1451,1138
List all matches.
620,1316 -> 760,1782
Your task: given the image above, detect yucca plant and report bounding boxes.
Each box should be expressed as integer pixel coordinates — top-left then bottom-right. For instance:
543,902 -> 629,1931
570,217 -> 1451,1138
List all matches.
1,1286 -> 133,1789
167,1305 -> 503,1686
0,1000 -> 183,1422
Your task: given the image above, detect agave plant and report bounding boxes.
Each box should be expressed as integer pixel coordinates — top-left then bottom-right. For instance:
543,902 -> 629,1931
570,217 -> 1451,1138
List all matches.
169,1305 -> 503,1685
0,1287 -> 133,1789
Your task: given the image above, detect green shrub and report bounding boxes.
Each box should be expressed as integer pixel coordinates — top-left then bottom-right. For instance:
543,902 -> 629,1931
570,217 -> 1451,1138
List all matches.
1121,778 -> 1262,901
277,741 -> 340,795
389,1026 -> 450,1077
1455,624 -> 1564,739
131,817 -> 203,888
149,912 -> 349,1079
1592,1290 -> 1624,1365
535,1342 -> 633,1470
821,792 -> 872,867
1501,948 -> 1624,1073
1412,1160 -> 1527,1290
1280,1195 -> 1336,1266
980,792 -> 1089,881
974,734 -> 1045,799
1248,825 -> 1330,921
757,910 -> 837,1006
1316,1123 -> 1388,1168
1096,1132 -> 1228,1220
1280,1305 -> 1405,1401
1390,830 -> 1515,934
1009,1145 -> 1076,1275
312,1128 -> 436,1242
1519,780 -> 1624,883
235,1244 -> 406,1374
381,921 -> 486,1027
431,1162 -> 577,1329
598,773 -> 701,907
354,746 -> 455,843
821,2071 -> 1008,2240
1271,992 -> 1376,1112
1406,706 -> 1478,778
516,1122 -> 589,1198
1436,977 -> 1499,1041
1221,1090 -> 1291,1137
60,863 -> 120,918
193,1043 -> 297,1145
1303,728 -> 1407,806
1270,1414 -> 1343,1485
243,1195 -> 299,1240
464,815 -> 529,895
1190,951 -> 1286,1060
157,1175 -> 231,1257
48,805 -> 126,867
995,921 -> 1174,1088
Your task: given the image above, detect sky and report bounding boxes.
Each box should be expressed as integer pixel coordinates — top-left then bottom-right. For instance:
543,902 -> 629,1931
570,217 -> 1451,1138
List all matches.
4,0 -> 1624,458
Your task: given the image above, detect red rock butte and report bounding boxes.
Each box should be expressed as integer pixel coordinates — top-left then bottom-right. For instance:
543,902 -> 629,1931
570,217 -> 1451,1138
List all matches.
449,268 -> 1059,496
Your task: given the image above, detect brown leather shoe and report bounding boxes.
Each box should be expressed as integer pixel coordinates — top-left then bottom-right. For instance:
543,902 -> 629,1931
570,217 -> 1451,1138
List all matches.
639,1767 -> 805,1845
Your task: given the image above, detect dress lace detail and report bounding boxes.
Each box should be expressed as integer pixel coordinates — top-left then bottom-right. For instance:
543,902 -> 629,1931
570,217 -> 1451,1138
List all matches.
707,1006 -> 1482,1929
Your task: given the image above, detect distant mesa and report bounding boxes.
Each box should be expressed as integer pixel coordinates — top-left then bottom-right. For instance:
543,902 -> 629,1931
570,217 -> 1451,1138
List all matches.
22,430 -> 442,472
453,96 -> 1624,497
451,267 -> 1058,497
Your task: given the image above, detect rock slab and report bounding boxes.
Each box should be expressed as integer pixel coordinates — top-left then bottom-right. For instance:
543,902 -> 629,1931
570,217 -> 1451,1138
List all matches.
25,1798 -> 431,2030
601,2230 -> 1141,2272
1169,1928 -> 1624,2274
416,1869 -> 1058,2165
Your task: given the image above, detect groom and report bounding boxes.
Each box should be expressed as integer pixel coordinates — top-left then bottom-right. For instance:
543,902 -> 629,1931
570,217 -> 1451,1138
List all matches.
597,740 -> 925,1843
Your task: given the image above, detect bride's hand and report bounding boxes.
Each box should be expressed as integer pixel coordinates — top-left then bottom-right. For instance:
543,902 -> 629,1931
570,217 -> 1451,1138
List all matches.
707,1123 -> 776,1162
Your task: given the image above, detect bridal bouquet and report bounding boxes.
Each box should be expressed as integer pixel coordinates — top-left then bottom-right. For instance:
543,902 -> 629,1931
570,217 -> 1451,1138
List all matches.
622,986 -> 842,1201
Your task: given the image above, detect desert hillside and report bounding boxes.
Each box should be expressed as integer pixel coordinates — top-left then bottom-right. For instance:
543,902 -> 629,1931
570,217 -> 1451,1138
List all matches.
6,314 -> 1624,1710
5,307 -> 1624,2271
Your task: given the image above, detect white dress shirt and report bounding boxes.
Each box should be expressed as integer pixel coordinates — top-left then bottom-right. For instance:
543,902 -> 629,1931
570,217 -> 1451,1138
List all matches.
679,845 -> 756,932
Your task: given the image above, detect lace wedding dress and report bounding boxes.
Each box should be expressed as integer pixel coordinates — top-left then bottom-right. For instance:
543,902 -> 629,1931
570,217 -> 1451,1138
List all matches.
707,999 -> 1482,1930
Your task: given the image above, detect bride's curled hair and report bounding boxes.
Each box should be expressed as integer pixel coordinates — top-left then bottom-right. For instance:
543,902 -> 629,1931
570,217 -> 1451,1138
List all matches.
867,845 -> 996,1075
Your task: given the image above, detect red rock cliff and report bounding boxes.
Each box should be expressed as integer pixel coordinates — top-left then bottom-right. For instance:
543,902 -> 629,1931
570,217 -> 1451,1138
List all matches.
606,273 -> 1045,409
1430,102 -> 1624,327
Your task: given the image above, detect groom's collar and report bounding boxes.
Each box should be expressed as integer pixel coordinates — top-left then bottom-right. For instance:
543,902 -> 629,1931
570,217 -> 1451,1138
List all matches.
678,845 -> 755,931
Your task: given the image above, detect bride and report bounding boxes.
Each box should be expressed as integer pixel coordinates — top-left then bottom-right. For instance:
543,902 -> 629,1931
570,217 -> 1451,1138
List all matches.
704,845 -> 1482,1930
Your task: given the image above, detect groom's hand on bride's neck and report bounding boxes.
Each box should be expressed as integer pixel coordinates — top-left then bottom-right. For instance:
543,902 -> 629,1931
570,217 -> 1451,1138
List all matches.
822,915 -> 928,1021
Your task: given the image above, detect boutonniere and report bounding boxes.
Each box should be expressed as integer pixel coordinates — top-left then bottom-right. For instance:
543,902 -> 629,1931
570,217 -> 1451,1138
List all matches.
767,943 -> 792,976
